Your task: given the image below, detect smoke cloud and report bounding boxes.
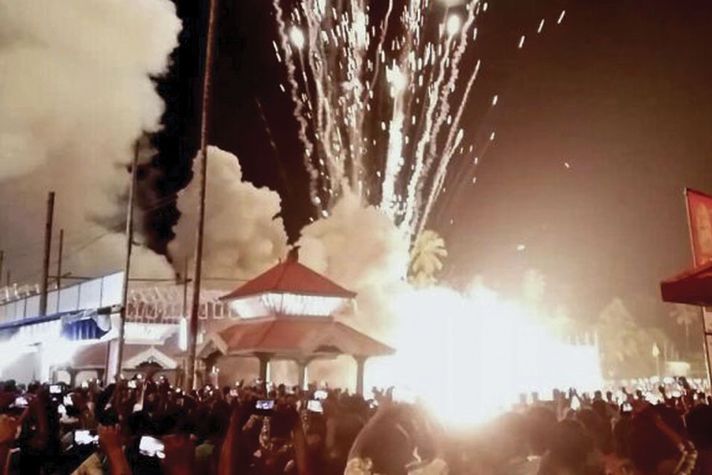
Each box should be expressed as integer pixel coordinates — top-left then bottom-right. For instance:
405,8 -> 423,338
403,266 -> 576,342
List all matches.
0,0 -> 181,283
299,191 -> 411,336
169,146 -> 289,281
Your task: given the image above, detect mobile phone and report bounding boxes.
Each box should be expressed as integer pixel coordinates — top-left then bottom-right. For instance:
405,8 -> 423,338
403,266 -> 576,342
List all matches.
255,399 -> 275,414
75,430 -> 98,445
49,384 -> 62,395
12,397 -> 28,408
621,402 -> 633,414
307,400 -> 323,413
229,389 -> 238,397
139,436 -> 165,459
63,395 -> 73,406
128,380 -> 138,389
314,390 -> 328,400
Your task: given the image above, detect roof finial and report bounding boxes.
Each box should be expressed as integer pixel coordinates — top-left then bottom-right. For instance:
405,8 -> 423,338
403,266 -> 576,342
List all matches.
287,246 -> 300,263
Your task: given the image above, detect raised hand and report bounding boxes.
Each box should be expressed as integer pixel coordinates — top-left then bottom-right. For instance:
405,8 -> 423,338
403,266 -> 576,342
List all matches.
0,415 -> 18,445
98,425 -> 131,475
161,434 -> 196,475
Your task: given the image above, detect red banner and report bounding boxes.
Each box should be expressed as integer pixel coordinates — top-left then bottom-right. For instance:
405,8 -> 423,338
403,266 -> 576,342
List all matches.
686,188 -> 712,266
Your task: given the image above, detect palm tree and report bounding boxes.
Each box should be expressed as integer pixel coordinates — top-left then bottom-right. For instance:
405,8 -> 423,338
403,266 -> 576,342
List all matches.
670,304 -> 699,350
598,298 -> 650,377
408,230 -> 448,287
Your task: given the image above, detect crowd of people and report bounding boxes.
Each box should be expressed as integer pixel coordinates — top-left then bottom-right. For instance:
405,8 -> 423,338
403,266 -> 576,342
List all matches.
0,375 -> 711,474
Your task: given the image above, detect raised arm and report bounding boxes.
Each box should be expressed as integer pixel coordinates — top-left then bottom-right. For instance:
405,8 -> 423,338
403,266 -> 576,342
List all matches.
98,425 -> 131,475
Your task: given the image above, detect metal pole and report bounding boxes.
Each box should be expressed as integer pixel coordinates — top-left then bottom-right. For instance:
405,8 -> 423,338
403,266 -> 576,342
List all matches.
0,251 -> 4,284
39,191 -> 55,316
56,229 -> 64,312
186,0 -> 218,391
114,142 -> 140,381
182,258 -> 189,318
5,270 -> 10,287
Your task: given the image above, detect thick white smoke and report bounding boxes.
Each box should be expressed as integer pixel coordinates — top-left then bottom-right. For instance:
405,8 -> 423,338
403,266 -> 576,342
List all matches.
299,191 -> 411,336
0,0 -> 181,283
170,146 -> 289,281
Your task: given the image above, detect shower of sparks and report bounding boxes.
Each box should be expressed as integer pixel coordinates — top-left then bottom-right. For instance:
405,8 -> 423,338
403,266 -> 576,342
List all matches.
271,0 -> 565,241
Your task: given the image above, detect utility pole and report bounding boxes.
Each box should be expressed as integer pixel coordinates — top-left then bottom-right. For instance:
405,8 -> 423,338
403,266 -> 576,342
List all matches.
55,229 -> 64,311
114,142 -> 140,381
0,252 -> 4,302
185,0 -> 218,391
39,191 -> 55,316
182,258 -> 189,320
0,251 -> 4,290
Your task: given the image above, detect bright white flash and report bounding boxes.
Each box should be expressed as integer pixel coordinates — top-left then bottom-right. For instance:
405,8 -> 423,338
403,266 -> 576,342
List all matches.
446,15 -> 462,37
353,12 -> 367,47
386,65 -> 407,93
289,26 -> 305,49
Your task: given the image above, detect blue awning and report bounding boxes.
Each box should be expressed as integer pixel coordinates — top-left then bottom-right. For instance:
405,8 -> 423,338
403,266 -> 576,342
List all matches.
0,307 -> 114,342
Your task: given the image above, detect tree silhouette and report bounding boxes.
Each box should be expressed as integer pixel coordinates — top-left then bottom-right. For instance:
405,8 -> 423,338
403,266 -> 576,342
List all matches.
408,230 -> 448,287
669,304 -> 699,351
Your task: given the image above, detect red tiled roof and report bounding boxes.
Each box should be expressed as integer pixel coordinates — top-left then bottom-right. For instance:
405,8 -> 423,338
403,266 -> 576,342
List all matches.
216,317 -> 393,358
220,254 -> 356,301
661,260 -> 712,306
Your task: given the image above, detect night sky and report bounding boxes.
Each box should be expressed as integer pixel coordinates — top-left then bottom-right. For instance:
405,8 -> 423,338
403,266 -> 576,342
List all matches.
153,0 -> 712,338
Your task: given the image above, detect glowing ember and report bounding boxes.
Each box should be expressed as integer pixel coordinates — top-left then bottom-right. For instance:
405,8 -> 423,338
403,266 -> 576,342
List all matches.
288,26 -> 305,49
446,14 -> 463,37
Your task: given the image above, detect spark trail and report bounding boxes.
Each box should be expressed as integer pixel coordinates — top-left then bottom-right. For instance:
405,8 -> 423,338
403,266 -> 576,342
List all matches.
272,0 -> 565,240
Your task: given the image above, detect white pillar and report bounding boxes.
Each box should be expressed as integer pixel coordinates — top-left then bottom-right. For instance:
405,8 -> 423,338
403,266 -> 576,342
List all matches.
105,338 -> 121,384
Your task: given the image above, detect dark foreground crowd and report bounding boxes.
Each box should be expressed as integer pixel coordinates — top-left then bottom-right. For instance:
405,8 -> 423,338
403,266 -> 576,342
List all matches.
0,376 -> 711,475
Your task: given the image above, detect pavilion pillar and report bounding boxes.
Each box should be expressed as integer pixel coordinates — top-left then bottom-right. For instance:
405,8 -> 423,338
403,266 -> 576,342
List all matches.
295,359 -> 311,390
203,352 -> 220,376
96,368 -> 105,385
354,355 -> 368,396
68,368 -> 77,388
257,353 -> 273,382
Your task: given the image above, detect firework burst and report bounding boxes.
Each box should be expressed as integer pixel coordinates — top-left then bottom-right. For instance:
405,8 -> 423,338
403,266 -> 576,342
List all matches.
272,0 -> 563,240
